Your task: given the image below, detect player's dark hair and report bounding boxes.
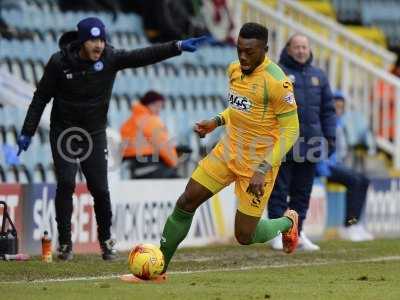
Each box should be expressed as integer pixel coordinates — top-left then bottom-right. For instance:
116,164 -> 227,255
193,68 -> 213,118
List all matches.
239,22 -> 268,45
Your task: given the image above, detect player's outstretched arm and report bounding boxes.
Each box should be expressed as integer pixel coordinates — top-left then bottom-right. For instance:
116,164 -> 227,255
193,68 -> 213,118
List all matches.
113,36 -> 214,70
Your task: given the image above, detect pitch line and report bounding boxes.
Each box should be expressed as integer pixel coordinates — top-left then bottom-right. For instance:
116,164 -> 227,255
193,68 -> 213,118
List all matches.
3,255 -> 400,285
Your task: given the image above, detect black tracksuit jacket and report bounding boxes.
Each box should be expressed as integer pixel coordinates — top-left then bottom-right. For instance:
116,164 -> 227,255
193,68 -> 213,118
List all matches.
21,31 -> 181,136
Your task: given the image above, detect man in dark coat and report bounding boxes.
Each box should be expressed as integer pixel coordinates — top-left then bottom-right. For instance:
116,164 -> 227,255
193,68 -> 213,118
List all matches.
268,34 -> 336,251
17,17 -> 210,260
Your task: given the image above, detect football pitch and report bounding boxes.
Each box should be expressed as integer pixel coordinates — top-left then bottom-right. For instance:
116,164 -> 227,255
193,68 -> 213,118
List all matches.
0,239 -> 399,300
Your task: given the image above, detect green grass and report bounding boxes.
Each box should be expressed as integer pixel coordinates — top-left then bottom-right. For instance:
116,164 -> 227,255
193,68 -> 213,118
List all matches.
0,239 -> 400,300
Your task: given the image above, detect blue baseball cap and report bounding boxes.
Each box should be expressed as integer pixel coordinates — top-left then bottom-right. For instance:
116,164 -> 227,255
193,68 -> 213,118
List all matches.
77,17 -> 106,44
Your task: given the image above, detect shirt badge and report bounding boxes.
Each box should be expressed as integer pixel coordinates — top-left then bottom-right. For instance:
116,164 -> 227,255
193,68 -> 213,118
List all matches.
94,61 -> 104,71
91,27 -> 101,37
311,76 -> 320,86
283,92 -> 296,105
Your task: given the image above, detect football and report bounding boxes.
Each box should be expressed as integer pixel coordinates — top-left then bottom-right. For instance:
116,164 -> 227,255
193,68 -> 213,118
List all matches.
128,244 -> 165,280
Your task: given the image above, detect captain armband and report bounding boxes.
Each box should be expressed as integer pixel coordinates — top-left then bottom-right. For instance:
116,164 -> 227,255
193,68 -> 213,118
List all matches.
213,115 -> 225,127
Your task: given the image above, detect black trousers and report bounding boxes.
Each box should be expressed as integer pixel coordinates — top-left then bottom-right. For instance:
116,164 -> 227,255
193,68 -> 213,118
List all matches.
328,165 -> 369,226
268,160 -> 316,231
50,128 -> 112,246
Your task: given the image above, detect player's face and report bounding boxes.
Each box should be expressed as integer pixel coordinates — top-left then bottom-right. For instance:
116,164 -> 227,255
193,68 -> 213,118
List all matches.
335,99 -> 345,116
82,38 -> 105,61
287,35 -> 311,65
237,37 -> 266,75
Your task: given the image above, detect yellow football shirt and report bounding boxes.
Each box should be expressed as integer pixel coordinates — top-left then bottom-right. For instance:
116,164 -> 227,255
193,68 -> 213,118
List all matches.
213,57 -> 298,177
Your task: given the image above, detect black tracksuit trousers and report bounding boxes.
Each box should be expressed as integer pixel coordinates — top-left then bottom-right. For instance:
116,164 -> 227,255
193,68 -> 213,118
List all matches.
50,128 -> 111,246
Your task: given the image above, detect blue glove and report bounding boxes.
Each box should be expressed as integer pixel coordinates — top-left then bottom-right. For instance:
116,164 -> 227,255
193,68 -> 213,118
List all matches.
327,137 -> 336,157
178,36 -> 215,52
17,134 -> 31,156
316,161 -> 332,177
326,152 -> 337,166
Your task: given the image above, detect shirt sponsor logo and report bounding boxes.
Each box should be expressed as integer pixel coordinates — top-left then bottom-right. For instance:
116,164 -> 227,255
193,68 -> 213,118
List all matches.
228,91 -> 252,112
283,92 -> 296,105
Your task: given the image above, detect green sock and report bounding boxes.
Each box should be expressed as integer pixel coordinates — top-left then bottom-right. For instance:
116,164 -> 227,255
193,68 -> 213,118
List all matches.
250,217 -> 292,244
160,206 -> 194,272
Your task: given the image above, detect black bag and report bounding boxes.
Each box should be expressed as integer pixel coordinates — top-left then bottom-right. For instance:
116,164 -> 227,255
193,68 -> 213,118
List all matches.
0,201 -> 18,257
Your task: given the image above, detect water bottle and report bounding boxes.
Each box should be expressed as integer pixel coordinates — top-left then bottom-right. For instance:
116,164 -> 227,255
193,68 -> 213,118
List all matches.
4,253 -> 30,261
41,231 -> 52,263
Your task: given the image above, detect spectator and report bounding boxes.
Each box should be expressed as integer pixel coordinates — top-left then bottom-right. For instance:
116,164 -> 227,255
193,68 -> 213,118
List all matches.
315,92 -> 374,242
268,34 -> 336,251
201,0 -> 235,44
374,55 -> 400,141
334,91 -> 376,172
120,91 -> 179,179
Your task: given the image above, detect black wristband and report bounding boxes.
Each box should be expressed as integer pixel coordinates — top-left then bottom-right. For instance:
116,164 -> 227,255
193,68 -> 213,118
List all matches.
213,115 -> 225,127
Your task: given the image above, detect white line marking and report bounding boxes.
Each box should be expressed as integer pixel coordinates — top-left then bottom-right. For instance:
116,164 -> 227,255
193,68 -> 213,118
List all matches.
3,255 -> 400,285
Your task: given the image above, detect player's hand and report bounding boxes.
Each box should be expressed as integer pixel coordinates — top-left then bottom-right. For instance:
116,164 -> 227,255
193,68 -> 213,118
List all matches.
194,119 -> 217,138
17,134 -> 32,156
178,36 -> 215,52
246,171 -> 266,197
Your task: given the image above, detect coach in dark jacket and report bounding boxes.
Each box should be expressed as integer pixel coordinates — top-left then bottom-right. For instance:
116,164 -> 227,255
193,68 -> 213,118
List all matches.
268,34 -> 336,251
17,17 -> 211,260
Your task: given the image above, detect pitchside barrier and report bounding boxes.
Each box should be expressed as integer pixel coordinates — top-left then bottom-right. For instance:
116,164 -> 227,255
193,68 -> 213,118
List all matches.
0,178 -> 399,255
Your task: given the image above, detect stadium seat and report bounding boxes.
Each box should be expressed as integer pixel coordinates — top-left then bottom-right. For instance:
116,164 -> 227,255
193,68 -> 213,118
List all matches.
17,165 -> 31,183
5,166 -> 18,183
0,165 -> 6,183
45,163 -> 56,183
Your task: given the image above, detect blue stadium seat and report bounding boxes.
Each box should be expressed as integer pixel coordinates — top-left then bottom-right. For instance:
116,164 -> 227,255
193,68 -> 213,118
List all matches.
45,163 -> 56,183
0,165 -> 6,183
5,166 -> 18,183
108,98 -> 121,130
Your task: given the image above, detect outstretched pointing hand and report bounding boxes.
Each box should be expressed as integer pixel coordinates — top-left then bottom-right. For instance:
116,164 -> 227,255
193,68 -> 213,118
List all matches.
17,135 -> 32,156
178,36 -> 215,52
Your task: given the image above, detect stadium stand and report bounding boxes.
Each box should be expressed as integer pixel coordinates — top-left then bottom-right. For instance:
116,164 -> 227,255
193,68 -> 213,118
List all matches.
332,0 -> 400,51
1,0 -> 400,183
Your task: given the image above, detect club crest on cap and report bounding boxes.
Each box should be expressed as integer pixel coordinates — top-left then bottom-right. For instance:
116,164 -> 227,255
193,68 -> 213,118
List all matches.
94,61 -> 104,71
91,27 -> 101,37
